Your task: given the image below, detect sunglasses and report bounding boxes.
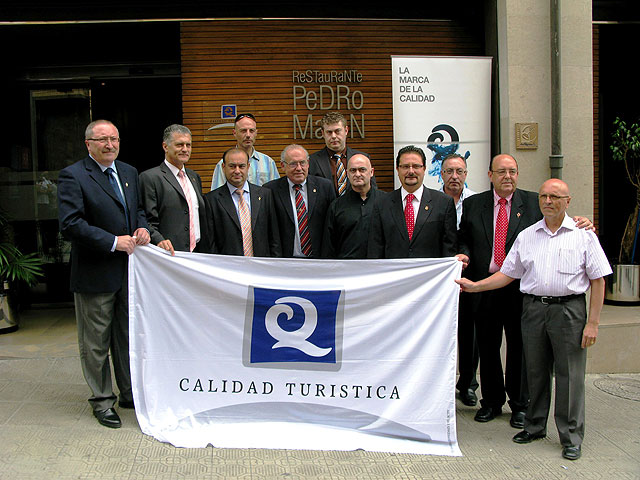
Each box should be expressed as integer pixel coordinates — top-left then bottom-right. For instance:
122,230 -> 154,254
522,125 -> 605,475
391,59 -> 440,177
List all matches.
235,113 -> 256,123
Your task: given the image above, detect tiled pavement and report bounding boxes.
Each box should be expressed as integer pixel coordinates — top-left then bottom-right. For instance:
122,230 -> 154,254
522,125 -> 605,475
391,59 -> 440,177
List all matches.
0,305 -> 639,479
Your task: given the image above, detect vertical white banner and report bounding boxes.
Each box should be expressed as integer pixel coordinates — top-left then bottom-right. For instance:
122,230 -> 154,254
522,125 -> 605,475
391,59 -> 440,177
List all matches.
392,56 -> 492,193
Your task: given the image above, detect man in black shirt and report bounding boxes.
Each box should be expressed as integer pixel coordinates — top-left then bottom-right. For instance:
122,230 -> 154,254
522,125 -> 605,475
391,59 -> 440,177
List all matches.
322,154 -> 384,259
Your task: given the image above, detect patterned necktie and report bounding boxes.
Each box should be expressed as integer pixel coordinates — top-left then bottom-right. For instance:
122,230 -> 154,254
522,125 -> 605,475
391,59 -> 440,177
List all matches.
405,193 -> 415,241
235,188 -> 253,257
177,170 -> 197,252
334,154 -> 347,196
294,184 -> 312,257
105,167 -> 130,232
494,197 -> 508,267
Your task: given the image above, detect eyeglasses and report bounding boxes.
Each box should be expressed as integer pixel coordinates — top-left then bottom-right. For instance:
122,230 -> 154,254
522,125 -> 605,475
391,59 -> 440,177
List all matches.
538,194 -> 569,201
491,168 -> 518,176
442,168 -> 467,176
284,160 -> 309,168
234,113 -> 256,123
398,164 -> 425,171
87,137 -> 120,145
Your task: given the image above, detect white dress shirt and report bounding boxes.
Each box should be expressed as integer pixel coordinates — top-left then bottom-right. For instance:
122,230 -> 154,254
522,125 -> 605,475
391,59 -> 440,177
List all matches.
500,214 -> 612,296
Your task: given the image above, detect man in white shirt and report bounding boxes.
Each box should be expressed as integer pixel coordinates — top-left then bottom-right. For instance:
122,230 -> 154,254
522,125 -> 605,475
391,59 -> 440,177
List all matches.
457,178 -> 612,461
140,124 -> 207,255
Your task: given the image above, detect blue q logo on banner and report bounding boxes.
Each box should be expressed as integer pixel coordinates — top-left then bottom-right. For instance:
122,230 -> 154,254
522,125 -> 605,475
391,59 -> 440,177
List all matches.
244,287 -> 344,371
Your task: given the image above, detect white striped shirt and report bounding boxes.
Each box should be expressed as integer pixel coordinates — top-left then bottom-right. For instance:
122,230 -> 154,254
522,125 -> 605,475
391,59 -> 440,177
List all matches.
500,214 -> 612,296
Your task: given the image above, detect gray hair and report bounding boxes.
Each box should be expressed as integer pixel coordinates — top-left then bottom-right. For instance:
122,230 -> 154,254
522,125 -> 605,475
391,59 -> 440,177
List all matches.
442,153 -> 468,168
280,144 -> 309,163
163,124 -> 192,143
85,119 -> 117,140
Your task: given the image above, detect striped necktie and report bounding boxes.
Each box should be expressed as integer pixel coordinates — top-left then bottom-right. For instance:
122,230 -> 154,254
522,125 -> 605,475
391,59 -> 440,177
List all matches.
334,153 -> 347,196
235,188 -> 253,257
294,184 -> 312,256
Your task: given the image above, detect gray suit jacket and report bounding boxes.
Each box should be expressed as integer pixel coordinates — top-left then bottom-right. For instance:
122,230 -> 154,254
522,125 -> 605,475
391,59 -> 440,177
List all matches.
140,162 -> 208,252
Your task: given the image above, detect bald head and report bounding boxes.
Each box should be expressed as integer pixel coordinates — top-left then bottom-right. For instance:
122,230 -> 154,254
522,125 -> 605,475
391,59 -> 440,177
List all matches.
347,154 -> 374,196
538,178 -> 571,225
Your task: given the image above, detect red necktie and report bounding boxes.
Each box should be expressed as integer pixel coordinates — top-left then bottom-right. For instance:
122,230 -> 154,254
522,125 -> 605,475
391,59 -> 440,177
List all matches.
405,193 -> 415,241
494,197 -> 508,267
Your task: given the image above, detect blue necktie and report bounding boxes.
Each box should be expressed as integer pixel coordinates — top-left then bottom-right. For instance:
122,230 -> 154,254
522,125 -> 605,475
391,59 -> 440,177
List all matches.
105,167 -> 130,232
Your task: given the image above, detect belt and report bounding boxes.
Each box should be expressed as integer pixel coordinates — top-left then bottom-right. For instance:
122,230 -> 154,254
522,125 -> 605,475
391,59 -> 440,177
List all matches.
526,293 -> 585,305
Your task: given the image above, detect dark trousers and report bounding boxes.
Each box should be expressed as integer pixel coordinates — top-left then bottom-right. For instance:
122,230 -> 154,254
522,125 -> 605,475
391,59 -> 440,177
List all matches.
473,281 -> 528,412
521,294 -> 587,447
457,292 -> 479,392
74,274 -> 131,411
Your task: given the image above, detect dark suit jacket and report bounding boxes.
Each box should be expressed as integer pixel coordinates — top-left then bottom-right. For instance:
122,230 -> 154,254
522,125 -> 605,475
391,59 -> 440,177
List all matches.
263,175 -> 336,258
204,183 -> 281,257
139,162 -> 208,253
308,146 -> 376,194
57,156 -> 148,293
367,185 -> 458,258
458,188 -> 542,281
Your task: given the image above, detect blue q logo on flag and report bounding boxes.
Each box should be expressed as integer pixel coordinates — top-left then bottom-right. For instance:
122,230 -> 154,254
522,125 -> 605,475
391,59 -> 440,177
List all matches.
244,287 -> 344,371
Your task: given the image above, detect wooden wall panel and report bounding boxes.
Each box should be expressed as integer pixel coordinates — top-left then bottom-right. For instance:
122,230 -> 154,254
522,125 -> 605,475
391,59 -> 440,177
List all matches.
181,20 -> 483,192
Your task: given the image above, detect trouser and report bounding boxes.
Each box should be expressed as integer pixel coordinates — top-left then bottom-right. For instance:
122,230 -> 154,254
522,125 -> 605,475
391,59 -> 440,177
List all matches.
74,278 -> 131,411
474,281 -> 528,412
521,294 -> 587,447
457,292 -> 479,392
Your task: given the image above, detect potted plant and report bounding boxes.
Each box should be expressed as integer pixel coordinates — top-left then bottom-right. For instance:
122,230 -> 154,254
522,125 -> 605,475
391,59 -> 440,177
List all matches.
0,211 -> 45,332
606,117 -> 640,303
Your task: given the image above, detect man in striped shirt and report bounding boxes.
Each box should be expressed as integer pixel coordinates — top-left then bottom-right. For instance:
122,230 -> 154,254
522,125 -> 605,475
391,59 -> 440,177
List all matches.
456,178 -> 612,461
210,113 -> 280,190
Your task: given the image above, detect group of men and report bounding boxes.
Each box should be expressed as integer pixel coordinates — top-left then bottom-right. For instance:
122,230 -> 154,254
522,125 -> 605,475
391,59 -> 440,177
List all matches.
57,111 -> 610,462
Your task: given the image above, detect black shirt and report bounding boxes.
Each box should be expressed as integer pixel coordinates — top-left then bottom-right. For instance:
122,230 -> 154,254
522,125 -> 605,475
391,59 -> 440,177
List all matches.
322,187 -> 386,259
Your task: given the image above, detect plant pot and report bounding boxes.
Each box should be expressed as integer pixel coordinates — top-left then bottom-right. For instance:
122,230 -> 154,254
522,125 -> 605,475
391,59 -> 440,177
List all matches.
0,282 -> 19,333
605,264 -> 640,305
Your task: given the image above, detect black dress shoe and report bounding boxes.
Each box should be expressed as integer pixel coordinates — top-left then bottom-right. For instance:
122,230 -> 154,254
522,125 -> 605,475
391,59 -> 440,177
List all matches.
119,399 -> 135,409
474,406 -> 501,422
562,445 -> 581,460
459,389 -> 477,407
93,408 -> 122,428
510,410 -> 526,429
512,430 -> 546,444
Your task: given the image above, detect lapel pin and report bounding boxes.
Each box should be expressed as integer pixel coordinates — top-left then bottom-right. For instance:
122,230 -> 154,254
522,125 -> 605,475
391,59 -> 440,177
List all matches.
425,205 -> 429,211
258,196 -> 262,201
517,212 -> 521,217
125,183 -> 129,187
313,188 -> 317,193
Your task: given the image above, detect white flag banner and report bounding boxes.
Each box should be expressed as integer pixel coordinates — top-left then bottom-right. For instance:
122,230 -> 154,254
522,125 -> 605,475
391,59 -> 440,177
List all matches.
129,245 -> 462,456
392,56 -> 492,192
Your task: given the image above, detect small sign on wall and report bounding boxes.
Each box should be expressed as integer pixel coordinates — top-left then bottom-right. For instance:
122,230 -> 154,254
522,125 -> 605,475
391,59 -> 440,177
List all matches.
221,104 -> 237,119
515,122 -> 538,150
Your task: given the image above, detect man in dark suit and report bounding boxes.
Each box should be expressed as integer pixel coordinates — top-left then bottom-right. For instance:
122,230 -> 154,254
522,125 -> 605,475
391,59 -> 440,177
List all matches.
140,124 -> 207,255
264,144 -> 335,258
308,111 -> 374,196
57,119 -> 150,428
458,153 -> 540,428
205,148 -> 281,257
367,145 -> 458,259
